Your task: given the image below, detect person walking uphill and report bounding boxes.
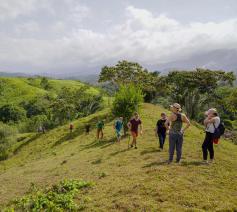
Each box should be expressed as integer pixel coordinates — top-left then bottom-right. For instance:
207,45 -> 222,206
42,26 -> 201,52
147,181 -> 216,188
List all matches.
165,103 -> 190,164
96,120 -> 105,139
156,112 -> 168,150
202,108 -> 220,164
127,112 -> 143,149
114,117 -> 123,142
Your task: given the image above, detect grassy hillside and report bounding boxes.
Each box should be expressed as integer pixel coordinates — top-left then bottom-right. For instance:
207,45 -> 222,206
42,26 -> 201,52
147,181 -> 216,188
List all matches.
0,104 -> 237,211
0,77 -> 99,106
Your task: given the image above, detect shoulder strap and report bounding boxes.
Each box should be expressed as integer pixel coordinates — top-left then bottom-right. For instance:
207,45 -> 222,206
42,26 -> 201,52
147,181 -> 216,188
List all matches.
212,123 -> 216,129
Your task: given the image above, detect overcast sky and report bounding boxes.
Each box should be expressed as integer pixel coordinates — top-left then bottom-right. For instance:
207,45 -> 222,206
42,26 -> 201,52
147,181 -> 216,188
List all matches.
1,0 -> 237,75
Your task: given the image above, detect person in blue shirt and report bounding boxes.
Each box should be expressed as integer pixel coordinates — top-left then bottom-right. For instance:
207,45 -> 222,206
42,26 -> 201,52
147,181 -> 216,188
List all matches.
114,117 -> 123,142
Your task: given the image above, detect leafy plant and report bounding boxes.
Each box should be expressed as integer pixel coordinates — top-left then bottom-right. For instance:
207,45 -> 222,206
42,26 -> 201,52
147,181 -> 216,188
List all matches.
0,122 -> 18,160
4,179 -> 93,211
112,84 -> 143,134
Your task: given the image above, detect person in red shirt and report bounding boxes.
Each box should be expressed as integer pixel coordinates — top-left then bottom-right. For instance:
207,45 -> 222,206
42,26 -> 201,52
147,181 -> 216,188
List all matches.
127,112 -> 143,149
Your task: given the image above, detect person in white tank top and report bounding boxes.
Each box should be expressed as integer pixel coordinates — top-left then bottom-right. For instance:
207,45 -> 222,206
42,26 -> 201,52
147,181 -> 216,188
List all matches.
202,108 -> 220,163
205,116 -> 220,133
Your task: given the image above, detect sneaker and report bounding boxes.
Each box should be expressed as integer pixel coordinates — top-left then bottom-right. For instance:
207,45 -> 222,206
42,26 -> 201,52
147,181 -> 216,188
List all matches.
167,160 -> 172,164
135,146 -> 137,149
209,159 -> 214,163
130,145 -> 133,148
202,160 -> 209,165
176,160 -> 181,164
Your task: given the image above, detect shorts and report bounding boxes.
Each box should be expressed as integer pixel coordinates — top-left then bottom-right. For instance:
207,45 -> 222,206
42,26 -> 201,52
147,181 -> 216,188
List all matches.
116,130 -> 122,138
131,131 -> 138,138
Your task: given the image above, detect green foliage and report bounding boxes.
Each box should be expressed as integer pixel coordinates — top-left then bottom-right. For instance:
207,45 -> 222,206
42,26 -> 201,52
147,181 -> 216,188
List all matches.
25,115 -> 49,132
166,69 -> 236,119
4,179 -> 93,211
0,104 -> 26,123
21,95 -> 52,118
51,86 -> 103,124
40,77 -> 51,90
99,60 -> 161,102
112,84 -> 143,133
0,123 -> 17,160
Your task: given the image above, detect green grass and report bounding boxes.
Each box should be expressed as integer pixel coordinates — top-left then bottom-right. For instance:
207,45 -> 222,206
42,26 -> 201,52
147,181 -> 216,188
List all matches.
0,77 -> 99,107
0,103 -> 236,211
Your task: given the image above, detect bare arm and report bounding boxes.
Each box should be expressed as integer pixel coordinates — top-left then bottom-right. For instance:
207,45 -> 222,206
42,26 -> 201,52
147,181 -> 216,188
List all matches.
165,115 -> 172,130
181,114 -> 191,133
127,122 -> 131,130
140,123 -> 143,135
204,117 -> 216,124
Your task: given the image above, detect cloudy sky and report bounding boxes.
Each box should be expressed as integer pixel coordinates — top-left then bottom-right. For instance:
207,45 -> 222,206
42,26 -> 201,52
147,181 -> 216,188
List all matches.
1,0 -> 237,75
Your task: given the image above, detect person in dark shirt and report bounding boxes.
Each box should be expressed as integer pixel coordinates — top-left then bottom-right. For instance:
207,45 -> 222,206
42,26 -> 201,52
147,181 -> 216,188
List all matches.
127,112 -> 143,149
156,112 -> 167,150
85,124 -> 91,135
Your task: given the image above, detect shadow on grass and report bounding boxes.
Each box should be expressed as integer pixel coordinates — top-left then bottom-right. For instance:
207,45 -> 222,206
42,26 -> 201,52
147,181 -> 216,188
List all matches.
181,161 -> 204,166
91,158 -> 102,164
143,161 -> 167,168
13,134 -> 42,155
79,137 -> 117,152
140,148 -> 161,155
109,148 -> 130,157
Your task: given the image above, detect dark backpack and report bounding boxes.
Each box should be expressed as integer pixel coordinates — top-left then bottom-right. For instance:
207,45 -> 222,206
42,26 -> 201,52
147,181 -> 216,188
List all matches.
213,121 -> 225,139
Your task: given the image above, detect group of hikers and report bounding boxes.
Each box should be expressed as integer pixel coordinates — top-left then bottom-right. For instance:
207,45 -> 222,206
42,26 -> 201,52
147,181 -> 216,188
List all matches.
68,102 -> 224,164
113,103 -> 224,164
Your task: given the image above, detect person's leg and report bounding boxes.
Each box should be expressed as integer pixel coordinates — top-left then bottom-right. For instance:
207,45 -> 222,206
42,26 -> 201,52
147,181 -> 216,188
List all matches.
202,133 -> 209,161
134,133 -> 137,148
163,134 -> 166,148
97,129 -> 100,139
116,131 -> 120,142
169,133 -> 176,162
131,132 -> 135,147
176,133 -> 183,162
207,135 -> 214,160
158,134 -> 163,149
101,129 -> 104,139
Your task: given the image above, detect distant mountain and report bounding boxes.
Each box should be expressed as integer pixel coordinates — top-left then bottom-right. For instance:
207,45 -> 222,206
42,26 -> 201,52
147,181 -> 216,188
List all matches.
155,49 -> 237,73
0,72 -> 33,78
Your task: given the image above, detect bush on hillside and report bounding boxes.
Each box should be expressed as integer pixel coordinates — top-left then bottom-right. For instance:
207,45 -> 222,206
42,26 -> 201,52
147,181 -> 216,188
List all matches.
112,84 -> 143,134
0,104 -> 26,123
0,122 -> 18,160
4,179 -> 93,211
21,96 -> 52,118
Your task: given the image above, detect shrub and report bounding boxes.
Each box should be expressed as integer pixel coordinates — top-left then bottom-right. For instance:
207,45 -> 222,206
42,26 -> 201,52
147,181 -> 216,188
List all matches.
0,104 -> 26,123
0,122 -> 18,160
223,119 -> 233,130
4,179 -> 93,211
112,84 -> 143,134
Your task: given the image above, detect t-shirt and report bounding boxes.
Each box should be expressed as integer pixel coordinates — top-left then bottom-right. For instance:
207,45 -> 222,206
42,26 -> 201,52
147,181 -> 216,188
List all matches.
156,119 -> 167,135
115,120 -> 123,131
97,121 -> 104,129
129,118 -> 142,133
206,117 -> 220,133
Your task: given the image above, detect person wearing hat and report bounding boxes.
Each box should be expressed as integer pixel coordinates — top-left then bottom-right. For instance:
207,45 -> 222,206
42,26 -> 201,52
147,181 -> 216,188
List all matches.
165,103 -> 190,164
155,112 -> 168,150
203,108 -> 220,163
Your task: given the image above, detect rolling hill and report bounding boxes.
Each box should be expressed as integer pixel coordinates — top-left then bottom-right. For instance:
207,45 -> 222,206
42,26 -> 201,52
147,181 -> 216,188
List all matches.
0,103 -> 236,211
0,77 -> 99,107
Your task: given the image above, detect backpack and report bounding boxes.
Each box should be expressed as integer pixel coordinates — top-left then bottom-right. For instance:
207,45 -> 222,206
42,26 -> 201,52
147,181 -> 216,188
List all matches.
213,121 -> 225,139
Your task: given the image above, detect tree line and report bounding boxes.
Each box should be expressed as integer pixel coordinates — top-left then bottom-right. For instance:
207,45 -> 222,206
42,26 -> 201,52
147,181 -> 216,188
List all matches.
99,60 -> 237,129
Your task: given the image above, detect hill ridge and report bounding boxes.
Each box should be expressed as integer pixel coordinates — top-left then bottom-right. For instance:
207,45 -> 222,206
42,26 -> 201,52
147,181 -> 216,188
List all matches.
0,103 -> 237,211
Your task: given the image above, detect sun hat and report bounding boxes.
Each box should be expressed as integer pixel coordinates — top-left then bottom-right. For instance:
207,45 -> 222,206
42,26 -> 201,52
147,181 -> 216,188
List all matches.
170,103 -> 182,112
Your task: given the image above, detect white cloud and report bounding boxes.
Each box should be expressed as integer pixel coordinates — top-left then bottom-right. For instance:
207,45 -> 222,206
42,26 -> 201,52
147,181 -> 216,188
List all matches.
0,5 -> 237,73
0,0 -> 37,20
